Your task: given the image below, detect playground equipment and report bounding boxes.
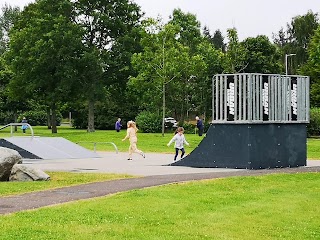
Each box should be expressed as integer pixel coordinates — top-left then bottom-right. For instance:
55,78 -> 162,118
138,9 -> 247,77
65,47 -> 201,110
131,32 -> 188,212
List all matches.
172,73 -> 309,169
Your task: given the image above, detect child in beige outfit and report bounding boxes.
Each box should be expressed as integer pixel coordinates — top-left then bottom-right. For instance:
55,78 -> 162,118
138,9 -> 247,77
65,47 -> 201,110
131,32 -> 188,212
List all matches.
122,121 -> 145,160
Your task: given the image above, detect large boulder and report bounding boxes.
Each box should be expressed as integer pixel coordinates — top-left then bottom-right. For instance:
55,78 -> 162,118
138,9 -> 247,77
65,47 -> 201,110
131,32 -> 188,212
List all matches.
9,164 -> 50,181
0,147 -> 22,181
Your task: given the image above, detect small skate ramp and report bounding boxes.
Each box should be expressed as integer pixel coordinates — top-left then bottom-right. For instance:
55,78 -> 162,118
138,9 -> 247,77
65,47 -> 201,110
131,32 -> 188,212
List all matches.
170,124 -> 306,169
0,137 -> 100,159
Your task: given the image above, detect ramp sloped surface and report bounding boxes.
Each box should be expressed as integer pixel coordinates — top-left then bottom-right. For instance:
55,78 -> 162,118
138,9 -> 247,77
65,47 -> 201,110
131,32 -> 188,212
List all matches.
171,124 -> 306,169
2,137 -> 100,159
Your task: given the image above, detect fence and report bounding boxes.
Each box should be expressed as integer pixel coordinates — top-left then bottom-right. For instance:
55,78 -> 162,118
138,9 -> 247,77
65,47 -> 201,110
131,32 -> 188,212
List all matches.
212,73 -> 310,123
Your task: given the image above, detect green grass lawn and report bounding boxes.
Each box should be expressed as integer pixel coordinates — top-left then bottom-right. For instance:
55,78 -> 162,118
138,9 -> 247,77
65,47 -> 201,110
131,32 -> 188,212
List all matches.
305,138 -> 320,159
0,125 -> 203,153
0,172 -> 134,197
1,126 -> 320,239
0,173 -> 319,240
1,125 -> 319,159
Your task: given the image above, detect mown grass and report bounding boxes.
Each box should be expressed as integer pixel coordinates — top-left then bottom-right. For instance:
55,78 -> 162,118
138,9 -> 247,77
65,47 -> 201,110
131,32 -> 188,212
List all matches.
0,173 -> 319,240
0,125 -> 203,153
2,125 -> 319,158
0,172 -> 134,197
306,138 -> 320,159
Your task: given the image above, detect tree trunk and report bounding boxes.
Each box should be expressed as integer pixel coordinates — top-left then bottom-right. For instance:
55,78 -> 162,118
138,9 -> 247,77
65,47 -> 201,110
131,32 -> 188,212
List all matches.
14,112 -> 17,132
51,105 -> 57,134
87,99 -> 95,132
161,84 -> 165,137
47,108 -> 52,129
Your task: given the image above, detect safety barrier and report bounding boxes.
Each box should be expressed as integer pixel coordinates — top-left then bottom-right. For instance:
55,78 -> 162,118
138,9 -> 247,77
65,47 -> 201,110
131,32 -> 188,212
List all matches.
212,74 -> 310,123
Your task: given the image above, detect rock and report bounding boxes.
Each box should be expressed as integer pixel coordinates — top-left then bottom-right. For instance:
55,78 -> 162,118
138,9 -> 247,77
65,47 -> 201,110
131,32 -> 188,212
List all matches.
0,147 -> 22,181
9,164 -> 50,181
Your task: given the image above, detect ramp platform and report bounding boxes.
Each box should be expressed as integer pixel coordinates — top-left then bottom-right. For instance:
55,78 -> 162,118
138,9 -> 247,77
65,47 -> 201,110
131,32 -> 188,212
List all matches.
0,137 -> 100,159
171,124 -> 307,169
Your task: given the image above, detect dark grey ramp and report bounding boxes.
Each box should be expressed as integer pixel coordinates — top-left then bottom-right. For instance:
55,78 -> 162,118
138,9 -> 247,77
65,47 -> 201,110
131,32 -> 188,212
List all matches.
2,137 -> 100,159
171,123 -> 307,169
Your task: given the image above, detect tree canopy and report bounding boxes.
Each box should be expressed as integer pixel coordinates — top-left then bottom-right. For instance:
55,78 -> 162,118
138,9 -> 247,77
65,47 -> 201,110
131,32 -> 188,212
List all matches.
0,2 -> 319,131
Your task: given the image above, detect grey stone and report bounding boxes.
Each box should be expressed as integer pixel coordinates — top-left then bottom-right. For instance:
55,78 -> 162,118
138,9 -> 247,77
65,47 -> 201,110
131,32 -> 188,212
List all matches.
0,147 -> 22,181
9,164 -> 50,181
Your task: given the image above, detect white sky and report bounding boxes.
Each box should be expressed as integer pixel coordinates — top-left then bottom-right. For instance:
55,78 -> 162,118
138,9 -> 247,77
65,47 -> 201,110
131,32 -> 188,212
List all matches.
2,0 -> 320,41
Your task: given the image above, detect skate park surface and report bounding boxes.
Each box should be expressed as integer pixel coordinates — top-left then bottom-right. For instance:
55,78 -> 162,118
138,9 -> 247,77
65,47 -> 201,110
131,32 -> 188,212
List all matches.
22,151 -> 320,176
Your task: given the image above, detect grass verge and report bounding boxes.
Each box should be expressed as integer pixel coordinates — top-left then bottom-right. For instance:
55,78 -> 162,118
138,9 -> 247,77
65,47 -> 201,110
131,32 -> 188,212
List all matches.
1,126 -> 319,159
0,173 -> 319,239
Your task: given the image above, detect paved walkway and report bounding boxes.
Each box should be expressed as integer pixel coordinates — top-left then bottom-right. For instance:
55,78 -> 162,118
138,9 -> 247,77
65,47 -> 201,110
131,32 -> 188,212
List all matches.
21,152 -> 320,176
1,152 -> 320,215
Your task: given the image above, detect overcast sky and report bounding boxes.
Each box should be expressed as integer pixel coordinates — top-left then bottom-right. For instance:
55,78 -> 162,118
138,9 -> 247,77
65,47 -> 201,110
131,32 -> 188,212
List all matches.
2,0 -> 319,41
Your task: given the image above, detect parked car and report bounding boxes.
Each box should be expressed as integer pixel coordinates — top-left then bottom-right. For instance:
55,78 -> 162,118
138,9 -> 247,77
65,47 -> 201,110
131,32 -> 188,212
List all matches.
164,117 -> 178,128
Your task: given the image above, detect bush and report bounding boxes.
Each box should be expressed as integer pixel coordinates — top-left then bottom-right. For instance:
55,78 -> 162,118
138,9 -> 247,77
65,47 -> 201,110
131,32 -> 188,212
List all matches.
179,122 -> 196,134
204,122 -> 211,133
135,111 -> 162,133
18,110 -> 62,126
307,108 -> 320,137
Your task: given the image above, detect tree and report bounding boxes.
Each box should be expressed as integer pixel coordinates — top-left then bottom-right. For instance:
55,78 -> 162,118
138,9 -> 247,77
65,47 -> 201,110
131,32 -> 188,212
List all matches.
169,8 -> 202,53
212,29 -> 226,52
73,0 -> 142,132
203,27 -> 226,53
131,20 -> 195,135
0,4 -> 21,125
188,38 -> 223,121
241,35 -> 281,73
223,28 -> 247,73
290,11 -> 319,67
273,11 -> 319,74
301,25 -> 320,107
7,0 -> 85,133
0,4 -> 20,54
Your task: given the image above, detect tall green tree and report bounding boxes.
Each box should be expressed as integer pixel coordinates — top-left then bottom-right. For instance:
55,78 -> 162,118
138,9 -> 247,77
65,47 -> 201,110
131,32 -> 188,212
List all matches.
189,38 -> 223,121
212,29 -> 226,52
0,4 -> 20,55
73,0 -> 142,132
6,0 -> 85,133
241,35 -> 281,73
169,8 -> 202,53
223,28 -> 247,73
301,25 -> 320,107
273,11 -> 319,74
131,20 -> 196,135
0,4 -> 21,125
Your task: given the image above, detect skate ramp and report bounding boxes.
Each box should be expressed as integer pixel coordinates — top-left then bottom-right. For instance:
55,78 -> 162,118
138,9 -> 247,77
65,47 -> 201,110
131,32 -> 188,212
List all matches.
170,124 -> 306,169
0,137 -> 100,159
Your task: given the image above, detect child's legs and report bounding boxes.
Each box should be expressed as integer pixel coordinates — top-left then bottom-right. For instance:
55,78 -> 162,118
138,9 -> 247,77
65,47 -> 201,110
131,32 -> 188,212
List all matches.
128,145 -> 133,158
130,141 -> 142,155
174,148 -> 179,160
180,148 -> 185,158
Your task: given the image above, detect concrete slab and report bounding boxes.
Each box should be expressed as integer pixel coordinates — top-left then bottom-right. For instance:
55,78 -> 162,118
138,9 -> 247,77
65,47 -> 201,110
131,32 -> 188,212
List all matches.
3,137 -> 100,159
22,151 -> 320,177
